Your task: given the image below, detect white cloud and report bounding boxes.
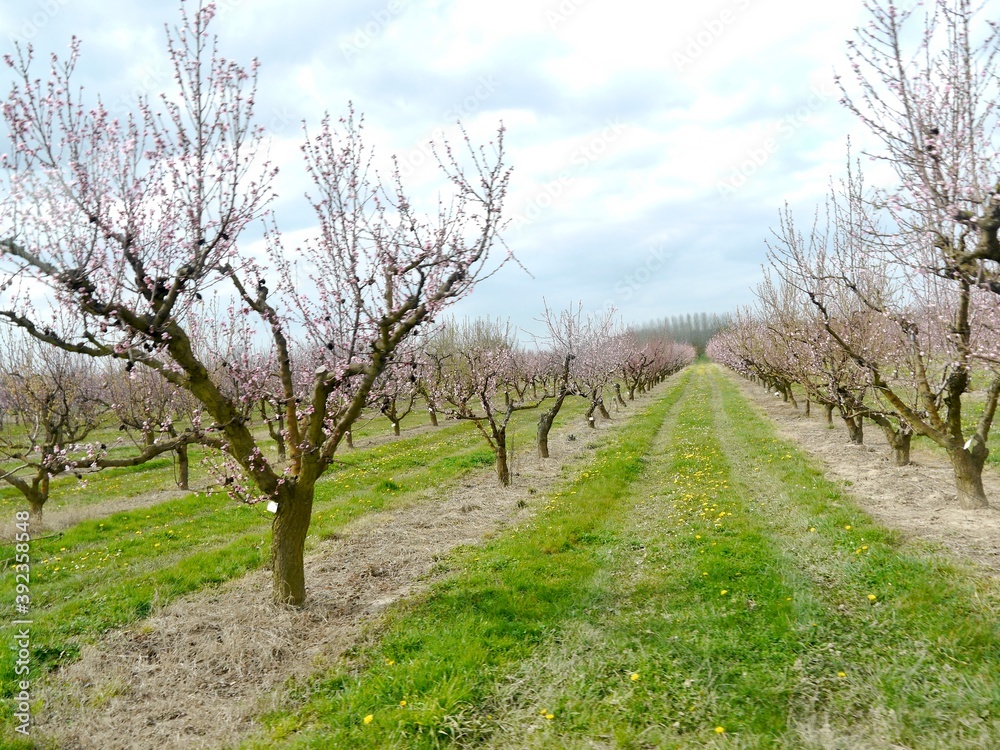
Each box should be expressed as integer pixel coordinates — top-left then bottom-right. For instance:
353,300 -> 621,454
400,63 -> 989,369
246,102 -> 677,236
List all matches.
0,0 -> 910,328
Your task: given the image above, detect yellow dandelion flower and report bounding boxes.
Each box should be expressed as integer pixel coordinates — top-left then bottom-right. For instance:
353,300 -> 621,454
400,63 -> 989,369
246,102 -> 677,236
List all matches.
631,672 -> 640,681
363,714 -> 374,724
720,589 -> 728,596
545,713 -> 555,720
715,726 -> 725,733
399,700 -> 407,706
867,594 -> 877,601
844,525 -> 852,530
837,671 -> 846,678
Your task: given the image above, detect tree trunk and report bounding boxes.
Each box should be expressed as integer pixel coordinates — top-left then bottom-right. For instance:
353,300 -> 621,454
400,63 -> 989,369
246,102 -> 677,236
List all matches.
598,400 -> 611,420
346,430 -> 353,448
537,391 -> 568,459
843,415 -> 863,445
891,432 -> 911,466
428,407 -> 438,426
948,446 -> 989,509
271,484 -> 313,605
495,430 -> 511,486
871,415 -> 911,466
392,421 -> 400,436
804,399 -> 810,417
25,473 -> 49,522
273,430 -> 286,461
614,383 -> 627,407
537,414 -> 552,458
28,489 -> 45,523
824,404 -> 834,425
176,444 -> 190,490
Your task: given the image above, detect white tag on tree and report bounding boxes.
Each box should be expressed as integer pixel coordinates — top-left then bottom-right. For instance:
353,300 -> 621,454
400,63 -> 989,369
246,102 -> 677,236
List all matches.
266,501 -> 279,513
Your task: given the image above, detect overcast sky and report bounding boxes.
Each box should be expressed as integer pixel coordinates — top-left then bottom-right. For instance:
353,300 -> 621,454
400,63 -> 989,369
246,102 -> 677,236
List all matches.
1,0 -> 875,335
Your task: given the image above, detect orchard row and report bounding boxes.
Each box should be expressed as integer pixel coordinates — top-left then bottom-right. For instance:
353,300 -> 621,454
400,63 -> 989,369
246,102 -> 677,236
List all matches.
709,0 -> 1000,511
0,310 -> 693,517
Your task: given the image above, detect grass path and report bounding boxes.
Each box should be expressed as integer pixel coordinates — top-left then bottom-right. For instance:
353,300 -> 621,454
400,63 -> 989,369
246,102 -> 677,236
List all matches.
248,364 -> 1000,749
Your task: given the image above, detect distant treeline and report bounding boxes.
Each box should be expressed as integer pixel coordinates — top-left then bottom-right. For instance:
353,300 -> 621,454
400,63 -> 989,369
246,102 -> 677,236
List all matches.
632,312 -> 731,355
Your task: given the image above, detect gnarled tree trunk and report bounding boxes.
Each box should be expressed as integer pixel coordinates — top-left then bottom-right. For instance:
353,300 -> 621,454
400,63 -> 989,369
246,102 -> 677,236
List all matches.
614,383 -> 627,407
27,484 -> 46,522
870,414 -> 912,466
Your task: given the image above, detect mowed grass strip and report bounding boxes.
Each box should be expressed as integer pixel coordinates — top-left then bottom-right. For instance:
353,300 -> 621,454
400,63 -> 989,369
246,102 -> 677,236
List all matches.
248,364 -> 999,749
1,397 -> 597,719
243,371 -> 694,748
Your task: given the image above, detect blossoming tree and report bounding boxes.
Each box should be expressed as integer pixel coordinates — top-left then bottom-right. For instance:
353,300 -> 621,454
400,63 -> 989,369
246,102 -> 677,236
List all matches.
432,318 -> 540,485
0,3 -> 511,603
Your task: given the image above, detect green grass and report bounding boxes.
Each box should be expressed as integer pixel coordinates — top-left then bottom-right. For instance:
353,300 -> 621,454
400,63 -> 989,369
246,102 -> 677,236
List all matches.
245,364 -> 999,748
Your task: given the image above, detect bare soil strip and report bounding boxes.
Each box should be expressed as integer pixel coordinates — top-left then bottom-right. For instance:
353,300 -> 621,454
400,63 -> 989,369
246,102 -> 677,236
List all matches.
730,373 -> 1000,577
32,396 -> 652,750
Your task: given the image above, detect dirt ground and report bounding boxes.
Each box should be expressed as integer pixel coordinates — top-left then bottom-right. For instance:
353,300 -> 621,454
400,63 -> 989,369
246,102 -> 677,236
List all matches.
731,375 -> 1000,578
31,398 -> 639,750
